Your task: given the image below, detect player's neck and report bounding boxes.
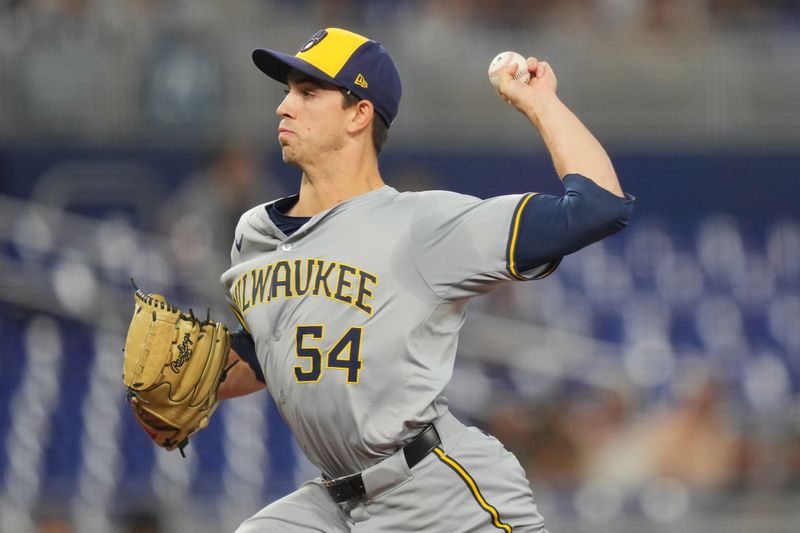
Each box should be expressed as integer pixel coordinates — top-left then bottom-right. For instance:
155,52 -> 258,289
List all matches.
288,155 -> 383,217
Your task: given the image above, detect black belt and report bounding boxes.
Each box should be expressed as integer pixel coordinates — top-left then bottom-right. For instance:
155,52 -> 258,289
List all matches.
323,424 -> 441,503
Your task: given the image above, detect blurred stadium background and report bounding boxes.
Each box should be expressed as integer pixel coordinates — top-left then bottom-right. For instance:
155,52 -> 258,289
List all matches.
1,1 -> 800,532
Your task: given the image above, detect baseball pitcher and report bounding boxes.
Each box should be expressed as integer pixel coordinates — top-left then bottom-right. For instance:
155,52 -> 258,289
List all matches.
126,26 -> 634,532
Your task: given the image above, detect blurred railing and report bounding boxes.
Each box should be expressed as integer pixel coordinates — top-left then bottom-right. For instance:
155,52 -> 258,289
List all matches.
1,4 -> 799,149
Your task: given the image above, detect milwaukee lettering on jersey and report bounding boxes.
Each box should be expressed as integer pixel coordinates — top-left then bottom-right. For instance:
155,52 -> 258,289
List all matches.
230,258 -> 379,316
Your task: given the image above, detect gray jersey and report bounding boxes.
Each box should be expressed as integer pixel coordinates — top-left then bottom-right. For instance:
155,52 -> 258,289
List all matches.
221,185 -> 549,478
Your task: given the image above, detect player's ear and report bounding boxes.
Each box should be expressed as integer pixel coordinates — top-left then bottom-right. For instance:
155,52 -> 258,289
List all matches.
347,99 -> 374,135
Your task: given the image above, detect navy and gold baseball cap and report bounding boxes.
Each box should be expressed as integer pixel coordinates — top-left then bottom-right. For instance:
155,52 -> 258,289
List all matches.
253,28 -> 401,127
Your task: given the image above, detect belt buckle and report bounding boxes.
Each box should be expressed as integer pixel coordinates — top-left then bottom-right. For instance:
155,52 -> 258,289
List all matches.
323,472 -> 365,503
322,472 -> 356,487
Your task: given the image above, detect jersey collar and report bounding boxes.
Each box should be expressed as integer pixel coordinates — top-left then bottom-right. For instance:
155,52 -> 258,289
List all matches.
257,185 -> 397,240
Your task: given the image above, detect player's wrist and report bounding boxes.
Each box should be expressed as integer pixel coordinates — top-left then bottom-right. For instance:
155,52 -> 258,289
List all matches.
523,90 -> 561,129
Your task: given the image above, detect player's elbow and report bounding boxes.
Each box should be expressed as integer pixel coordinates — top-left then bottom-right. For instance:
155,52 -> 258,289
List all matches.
563,173 -> 634,239
512,175 -> 634,271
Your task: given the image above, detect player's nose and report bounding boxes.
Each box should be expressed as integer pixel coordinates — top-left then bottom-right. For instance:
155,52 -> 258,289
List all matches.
276,92 -> 295,119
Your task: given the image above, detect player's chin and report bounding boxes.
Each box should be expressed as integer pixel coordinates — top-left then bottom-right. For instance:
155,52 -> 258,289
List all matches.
280,147 -> 302,167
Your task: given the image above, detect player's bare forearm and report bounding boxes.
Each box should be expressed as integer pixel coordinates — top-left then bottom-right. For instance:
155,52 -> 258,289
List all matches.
218,348 -> 266,400
525,91 -> 622,197
495,58 -> 624,198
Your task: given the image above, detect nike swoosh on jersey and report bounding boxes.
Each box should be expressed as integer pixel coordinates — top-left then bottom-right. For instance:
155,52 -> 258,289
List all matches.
235,235 -> 244,252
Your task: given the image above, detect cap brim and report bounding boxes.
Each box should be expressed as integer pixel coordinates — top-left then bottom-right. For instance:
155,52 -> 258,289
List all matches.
252,48 -> 341,88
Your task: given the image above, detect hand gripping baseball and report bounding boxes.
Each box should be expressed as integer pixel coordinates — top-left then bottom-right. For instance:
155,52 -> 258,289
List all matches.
492,55 -> 558,114
123,283 -> 233,456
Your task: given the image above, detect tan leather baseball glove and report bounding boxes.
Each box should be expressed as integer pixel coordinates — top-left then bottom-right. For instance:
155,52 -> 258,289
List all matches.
123,285 -> 231,456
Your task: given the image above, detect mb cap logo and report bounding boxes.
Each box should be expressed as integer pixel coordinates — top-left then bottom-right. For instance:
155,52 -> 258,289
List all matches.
300,29 -> 328,52
354,74 -> 368,88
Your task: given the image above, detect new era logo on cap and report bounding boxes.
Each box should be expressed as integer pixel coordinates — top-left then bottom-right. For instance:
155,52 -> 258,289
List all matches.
252,28 -> 401,126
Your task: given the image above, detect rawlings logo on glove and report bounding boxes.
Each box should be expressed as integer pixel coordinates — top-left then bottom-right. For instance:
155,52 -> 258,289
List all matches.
123,283 -> 233,456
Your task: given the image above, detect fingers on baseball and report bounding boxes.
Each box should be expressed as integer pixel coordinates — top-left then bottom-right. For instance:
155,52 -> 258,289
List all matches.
502,62 -> 520,78
501,63 -> 528,89
494,68 -> 514,97
536,61 -> 550,79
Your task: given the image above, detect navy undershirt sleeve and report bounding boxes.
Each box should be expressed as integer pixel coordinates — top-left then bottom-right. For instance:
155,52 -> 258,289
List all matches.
513,173 -> 635,272
230,326 -> 265,384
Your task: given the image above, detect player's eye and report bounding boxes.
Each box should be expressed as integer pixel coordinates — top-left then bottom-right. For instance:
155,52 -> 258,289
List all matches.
283,86 -> 315,98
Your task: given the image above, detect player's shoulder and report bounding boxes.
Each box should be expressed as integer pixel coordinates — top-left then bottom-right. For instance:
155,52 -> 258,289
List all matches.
393,188 -> 481,208
406,189 -> 514,220
238,202 -> 268,220
401,189 -> 531,234
234,202 -> 268,231
234,195 -> 295,230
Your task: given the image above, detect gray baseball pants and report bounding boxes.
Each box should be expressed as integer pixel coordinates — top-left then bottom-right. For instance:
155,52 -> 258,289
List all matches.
235,412 -> 549,532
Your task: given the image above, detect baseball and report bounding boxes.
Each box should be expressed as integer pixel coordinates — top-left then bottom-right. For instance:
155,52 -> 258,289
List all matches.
488,51 -> 530,90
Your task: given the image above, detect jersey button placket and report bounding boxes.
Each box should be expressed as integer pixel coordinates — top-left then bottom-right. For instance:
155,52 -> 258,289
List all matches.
280,242 -> 292,252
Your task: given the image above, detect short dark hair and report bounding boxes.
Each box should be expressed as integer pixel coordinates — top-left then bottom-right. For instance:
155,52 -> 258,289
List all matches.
342,90 -> 389,155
